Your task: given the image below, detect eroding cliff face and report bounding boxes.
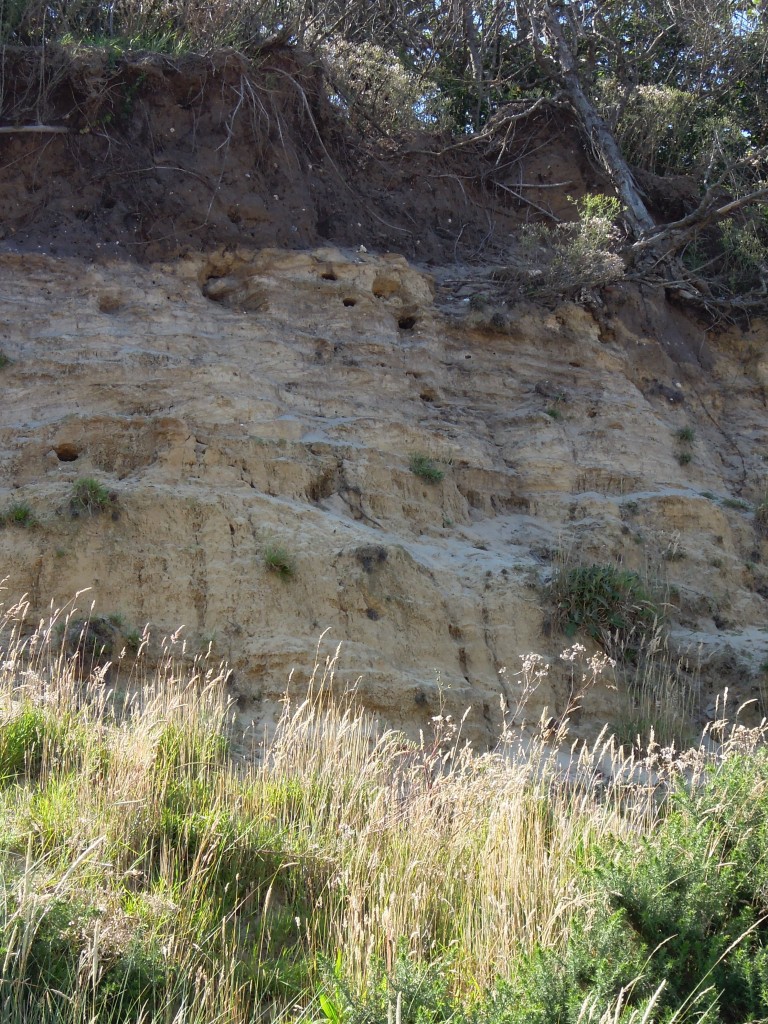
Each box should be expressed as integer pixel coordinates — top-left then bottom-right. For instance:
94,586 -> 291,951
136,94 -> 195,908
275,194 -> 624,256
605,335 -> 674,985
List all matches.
1,244 -> 767,746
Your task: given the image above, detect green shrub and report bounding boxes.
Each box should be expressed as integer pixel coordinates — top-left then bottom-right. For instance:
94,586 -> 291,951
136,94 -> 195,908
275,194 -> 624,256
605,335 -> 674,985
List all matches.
755,502 -> 768,537
263,543 -> 296,579
550,564 -> 659,656
507,194 -> 625,297
0,501 -> 36,528
0,894 -> 174,1023
70,477 -> 116,516
0,707 -> 49,782
63,615 -> 120,666
0,351 -> 10,369
592,753 -> 768,1023
675,426 -> 695,443
409,453 -> 444,484
723,496 -> 750,510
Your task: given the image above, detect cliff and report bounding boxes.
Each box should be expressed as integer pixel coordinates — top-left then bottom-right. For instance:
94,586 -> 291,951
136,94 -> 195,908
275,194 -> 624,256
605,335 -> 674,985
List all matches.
1,48 -> 767,747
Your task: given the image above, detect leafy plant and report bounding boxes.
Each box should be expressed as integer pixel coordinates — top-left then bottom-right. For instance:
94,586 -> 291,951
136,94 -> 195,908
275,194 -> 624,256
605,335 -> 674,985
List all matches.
0,501 -> 36,528
0,707 -> 49,782
70,477 -> 116,516
62,615 -> 120,666
409,453 -> 444,484
675,426 -> 695,443
508,194 -> 625,297
722,496 -> 750,510
264,543 -> 295,579
0,351 -> 10,369
677,451 -> 692,466
550,563 -> 660,657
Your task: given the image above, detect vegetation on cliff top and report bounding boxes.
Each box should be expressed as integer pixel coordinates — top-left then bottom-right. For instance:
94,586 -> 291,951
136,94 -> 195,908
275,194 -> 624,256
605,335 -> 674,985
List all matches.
1,0 -> 766,316
1,594 -> 768,1023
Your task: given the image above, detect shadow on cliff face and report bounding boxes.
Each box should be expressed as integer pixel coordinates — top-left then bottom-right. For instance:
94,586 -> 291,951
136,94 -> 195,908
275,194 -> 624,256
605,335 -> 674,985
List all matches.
0,44 -> 596,264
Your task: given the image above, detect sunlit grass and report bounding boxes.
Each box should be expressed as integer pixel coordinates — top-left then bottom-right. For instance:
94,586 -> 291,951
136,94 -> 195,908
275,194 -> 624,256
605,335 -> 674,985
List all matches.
0,592 -> 766,1022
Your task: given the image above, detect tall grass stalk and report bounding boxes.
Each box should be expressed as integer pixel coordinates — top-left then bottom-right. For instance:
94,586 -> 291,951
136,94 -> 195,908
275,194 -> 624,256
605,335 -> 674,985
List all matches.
0,594 -> 766,1022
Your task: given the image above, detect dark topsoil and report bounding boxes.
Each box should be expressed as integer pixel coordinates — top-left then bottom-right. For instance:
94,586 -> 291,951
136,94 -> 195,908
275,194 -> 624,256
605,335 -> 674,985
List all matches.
0,44 -> 626,265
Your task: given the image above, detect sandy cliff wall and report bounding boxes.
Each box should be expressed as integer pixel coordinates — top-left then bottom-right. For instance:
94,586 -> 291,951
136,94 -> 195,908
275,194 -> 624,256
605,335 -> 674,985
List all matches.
1,243 -> 767,747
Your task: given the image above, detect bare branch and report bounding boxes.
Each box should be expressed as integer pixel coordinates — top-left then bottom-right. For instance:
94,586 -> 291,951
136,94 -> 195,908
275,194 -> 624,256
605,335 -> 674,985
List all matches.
0,124 -> 70,133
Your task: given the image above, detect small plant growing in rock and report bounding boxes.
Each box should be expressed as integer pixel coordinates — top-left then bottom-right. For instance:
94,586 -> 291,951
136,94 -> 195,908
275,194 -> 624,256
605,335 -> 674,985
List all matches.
755,502 -> 768,537
70,478 -> 116,516
674,426 -> 694,465
550,563 -> 660,658
0,502 -> 36,528
123,628 -> 142,653
409,453 -> 444,484
0,352 -> 10,370
264,543 -> 295,579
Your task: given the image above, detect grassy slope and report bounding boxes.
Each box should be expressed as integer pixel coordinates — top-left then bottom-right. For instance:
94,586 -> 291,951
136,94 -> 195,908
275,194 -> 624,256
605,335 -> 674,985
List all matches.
0,598 -> 768,1023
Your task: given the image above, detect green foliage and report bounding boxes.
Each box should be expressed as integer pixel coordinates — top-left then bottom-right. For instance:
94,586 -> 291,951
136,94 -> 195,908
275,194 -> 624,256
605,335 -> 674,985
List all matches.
325,40 -> 422,134
592,752 -> 768,1023
598,80 -> 702,176
0,501 -> 36,528
409,453 -> 444,484
675,426 -> 695,444
755,502 -> 768,537
319,950 -> 459,1024
62,615 -> 120,666
0,893 -> 175,1022
722,496 -> 750,510
719,219 -> 768,294
263,543 -> 296,579
70,478 -> 116,516
0,707 -> 50,782
511,195 -> 625,297
550,563 -> 659,656
0,351 -> 10,369
677,451 -> 692,466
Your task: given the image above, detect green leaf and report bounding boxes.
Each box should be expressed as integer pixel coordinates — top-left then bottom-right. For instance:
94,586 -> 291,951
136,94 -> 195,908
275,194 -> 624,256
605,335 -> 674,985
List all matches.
319,992 -> 343,1024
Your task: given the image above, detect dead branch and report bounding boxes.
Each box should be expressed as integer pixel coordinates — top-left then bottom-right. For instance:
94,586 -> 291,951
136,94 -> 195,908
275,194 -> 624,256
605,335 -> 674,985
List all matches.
0,124 -> 70,133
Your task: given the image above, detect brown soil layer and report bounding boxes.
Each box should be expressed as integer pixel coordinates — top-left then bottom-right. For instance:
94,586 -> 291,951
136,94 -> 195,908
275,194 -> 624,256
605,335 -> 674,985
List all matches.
0,45 -> 600,263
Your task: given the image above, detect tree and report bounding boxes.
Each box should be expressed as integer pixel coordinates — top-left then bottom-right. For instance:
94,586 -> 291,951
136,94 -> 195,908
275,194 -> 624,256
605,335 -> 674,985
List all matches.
503,0 -> 768,313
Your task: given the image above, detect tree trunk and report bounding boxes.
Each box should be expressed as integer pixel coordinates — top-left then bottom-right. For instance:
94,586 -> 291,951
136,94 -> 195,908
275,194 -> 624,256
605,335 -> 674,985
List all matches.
539,3 -> 656,237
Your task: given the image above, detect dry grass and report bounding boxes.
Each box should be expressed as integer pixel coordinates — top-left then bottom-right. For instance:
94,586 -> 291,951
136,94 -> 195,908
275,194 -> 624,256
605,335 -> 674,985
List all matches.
0,592 -> 765,1022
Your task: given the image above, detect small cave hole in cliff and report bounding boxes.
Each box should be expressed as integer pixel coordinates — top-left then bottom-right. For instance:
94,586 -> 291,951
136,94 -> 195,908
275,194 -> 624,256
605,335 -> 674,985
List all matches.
54,444 -> 80,462
398,316 -> 417,330
321,271 -> 338,281
343,297 -> 356,307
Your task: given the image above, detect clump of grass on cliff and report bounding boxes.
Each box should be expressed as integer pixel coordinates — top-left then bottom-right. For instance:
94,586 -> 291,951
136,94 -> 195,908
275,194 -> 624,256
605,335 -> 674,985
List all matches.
550,562 -> 660,659
1,595 -> 768,1024
70,477 -> 116,516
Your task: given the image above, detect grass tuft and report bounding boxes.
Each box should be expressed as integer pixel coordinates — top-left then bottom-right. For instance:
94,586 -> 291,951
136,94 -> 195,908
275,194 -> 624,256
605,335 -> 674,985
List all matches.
409,453 -> 444,483
264,542 -> 296,578
550,562 -> 660,658
70,477 -> 116,516
0,501 -> 37,528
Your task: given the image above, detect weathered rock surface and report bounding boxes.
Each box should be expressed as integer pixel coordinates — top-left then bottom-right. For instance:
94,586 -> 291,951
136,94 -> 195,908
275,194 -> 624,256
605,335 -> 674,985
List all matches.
1,245 -> 767,746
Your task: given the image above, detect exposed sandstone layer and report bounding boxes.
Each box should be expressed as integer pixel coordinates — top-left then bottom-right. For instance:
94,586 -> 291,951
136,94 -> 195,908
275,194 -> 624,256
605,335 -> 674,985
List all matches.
1,245 -> 767,747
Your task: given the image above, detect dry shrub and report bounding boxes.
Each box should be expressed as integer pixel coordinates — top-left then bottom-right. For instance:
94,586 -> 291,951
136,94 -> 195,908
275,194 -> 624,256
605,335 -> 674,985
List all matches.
500,194 -> 625,298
